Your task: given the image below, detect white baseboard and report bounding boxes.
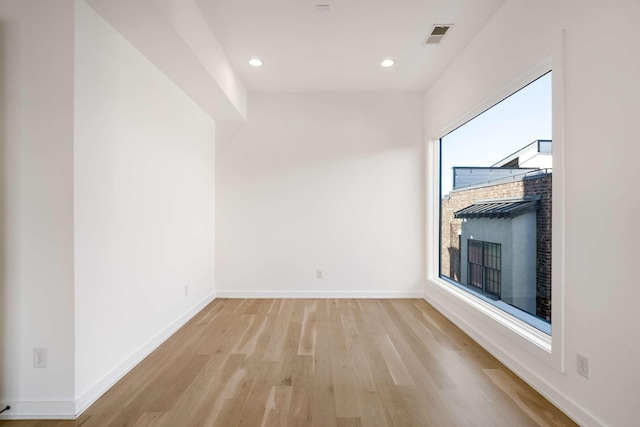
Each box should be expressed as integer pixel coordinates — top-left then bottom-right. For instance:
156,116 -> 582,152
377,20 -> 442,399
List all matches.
216,291 -> 424,299
0,401 -> 76,420
423,292 -> 605,427
73,292 -> 216,418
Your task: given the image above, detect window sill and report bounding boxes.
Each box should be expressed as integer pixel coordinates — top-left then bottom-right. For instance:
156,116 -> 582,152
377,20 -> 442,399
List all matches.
429,275 -> 552,353
440,276 -> 552,335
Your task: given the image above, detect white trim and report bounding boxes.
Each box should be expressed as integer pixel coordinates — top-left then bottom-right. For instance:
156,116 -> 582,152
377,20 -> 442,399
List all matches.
73,292 -> 216,418
551,29 -> 567,373
0,401 -> 76,420
425,31 -> 566,372
216,291 -> 424,299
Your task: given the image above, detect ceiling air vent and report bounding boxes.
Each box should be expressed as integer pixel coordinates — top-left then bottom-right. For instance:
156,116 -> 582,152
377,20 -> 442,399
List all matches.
424,24 -> 452,45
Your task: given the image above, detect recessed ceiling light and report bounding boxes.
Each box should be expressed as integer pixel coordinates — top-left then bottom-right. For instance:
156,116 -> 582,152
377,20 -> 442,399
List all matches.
248,58 -> 263,67
380,59 -> 395,68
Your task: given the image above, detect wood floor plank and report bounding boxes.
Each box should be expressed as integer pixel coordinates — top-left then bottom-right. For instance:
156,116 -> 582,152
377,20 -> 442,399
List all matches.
357,390 -> 389,427
156,353 -> 245,427
386,300 -> 458,389
131,412 -> 167,427
199,365 -> 248,426
233,314 -> 267,355
377,334 -> 415,386
1,299 -> 578,427
337,417 -> 364,427
286,356 -> 314,426
298,300 -> 317,357
263,299 -> 295,361
106,353 -> 211,426
340,312 -> 376,392
290,299 -> 306,323
351,302 -> 396,387
233,301 -> 288,427
329,300 -> 361,418
260,386 -> 293,427
211,398 -> 244,427
311,300 -> 338,427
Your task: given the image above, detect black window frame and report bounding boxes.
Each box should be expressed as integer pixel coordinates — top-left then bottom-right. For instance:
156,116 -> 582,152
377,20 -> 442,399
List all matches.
467,240 -> 501,298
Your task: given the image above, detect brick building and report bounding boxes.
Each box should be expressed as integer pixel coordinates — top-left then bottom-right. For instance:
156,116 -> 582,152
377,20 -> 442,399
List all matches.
440,140 -> 552,322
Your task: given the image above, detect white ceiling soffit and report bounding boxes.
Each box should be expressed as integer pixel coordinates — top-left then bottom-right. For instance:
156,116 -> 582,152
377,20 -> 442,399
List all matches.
86,0 -> 247,123
195,0 -> 506,93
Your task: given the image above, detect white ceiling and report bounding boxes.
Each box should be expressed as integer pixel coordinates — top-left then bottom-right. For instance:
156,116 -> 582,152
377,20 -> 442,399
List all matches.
195,0 -> 506,93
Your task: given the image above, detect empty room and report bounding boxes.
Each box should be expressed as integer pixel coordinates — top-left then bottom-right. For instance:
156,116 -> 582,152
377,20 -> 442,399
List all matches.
1,0 -> 638,426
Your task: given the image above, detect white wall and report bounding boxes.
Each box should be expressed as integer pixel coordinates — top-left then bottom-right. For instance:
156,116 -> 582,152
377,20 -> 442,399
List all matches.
74,0 -> 216,411
0,0 -> 76,415
424,1 -> 640,426
216,93 -> 424,297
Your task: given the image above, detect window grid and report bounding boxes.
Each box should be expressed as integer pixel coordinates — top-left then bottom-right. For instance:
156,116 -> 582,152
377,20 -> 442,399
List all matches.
467,240 -> 501,297
483,242 -> 501,297
468,240 -> 484,290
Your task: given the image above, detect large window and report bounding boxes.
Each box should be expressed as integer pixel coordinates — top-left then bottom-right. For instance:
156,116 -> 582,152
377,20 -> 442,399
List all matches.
439,72 -> 552,332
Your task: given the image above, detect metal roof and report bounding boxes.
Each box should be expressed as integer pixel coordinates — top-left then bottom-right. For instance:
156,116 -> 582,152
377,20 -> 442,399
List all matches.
454,198 -> 539,219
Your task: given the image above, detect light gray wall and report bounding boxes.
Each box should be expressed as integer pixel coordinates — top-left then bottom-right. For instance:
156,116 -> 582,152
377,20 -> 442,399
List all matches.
511,213 -> 537,314
460,212 -> 536,314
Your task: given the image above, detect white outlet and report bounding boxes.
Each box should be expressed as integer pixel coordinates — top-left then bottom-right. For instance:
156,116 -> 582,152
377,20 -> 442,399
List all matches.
316,270 -> 323,279
577,353 -> 590,379
33,348 -> 47,368
184,285 -> 189,297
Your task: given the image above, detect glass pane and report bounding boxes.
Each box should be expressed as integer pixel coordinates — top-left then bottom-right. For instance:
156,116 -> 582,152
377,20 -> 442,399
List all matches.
439,72 -> 552,329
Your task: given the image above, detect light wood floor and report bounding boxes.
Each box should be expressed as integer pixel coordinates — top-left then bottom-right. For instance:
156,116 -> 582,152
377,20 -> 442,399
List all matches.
1,299 -> 576,427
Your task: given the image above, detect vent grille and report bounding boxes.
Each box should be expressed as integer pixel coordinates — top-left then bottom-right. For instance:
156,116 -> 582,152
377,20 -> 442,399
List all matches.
424,25 -> 452,44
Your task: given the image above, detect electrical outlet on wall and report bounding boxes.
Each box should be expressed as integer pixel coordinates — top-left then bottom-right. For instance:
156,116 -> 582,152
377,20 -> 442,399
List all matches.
577,353 -> 590,379
316,270 -> 323,279
33,348 -> 47,368
184,285 -> 189,297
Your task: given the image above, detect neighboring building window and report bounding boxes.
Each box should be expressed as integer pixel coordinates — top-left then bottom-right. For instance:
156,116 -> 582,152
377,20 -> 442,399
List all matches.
467,240 -> 501,298
483,241 -> 501,296
439,72 -> 552,331
468,239 -> 484,289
